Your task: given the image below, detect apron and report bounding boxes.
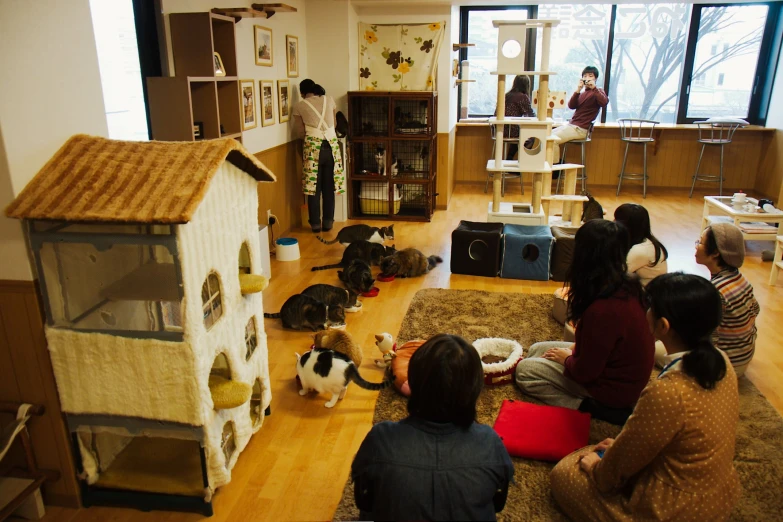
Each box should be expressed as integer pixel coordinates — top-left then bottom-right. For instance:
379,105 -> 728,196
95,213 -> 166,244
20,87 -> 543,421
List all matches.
301,98 -> 345,196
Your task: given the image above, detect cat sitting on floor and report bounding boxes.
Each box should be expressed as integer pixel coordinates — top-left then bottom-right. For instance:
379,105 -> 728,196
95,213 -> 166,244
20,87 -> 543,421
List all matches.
316,224 -> 394,246
581,191 -> 604,222
295,348 -> 392,408
380,248 -> 443,278
314,329 -> 362,366
264,294 -> 345,331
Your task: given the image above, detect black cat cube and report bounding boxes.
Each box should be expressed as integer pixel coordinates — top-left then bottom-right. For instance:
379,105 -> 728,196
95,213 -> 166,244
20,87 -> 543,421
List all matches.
450,221 -> 504,277
550,226 -> 580,282
500,225 -> 554,281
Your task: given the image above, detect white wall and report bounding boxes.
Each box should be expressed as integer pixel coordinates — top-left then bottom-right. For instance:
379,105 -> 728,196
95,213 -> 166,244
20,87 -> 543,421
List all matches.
0,0 -> 109,281
161,0 -> 308,154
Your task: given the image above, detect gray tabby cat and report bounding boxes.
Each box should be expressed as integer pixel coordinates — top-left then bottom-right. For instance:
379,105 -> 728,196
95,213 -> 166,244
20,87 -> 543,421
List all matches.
301,284 -> 361,312
581,191 -> 604,223
311,240 -> 394,271
264,294 -> 345,331
338,259 -> 375,295
317,224 -> 394,246
379,248 -> 443,278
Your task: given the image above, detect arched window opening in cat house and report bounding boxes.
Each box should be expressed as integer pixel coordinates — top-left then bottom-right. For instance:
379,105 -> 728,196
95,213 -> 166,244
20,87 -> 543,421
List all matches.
238,242 -> 267,295
221,421 -> 236,468
209,352 -> 252,410
202,272 -> 223,330
239,242 -> 252,275
249,379 -> 264,427
210,352 -> 232,380
245,317 -> 258,360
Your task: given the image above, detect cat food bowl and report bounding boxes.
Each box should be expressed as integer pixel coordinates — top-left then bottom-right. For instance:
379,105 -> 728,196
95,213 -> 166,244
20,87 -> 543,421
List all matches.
345,302 -> 362,313
275,237 -> 300,262
377,274 -> 395,282
361,287 -> 380,298
329,323 -> 347,330
473,338 -> 524,386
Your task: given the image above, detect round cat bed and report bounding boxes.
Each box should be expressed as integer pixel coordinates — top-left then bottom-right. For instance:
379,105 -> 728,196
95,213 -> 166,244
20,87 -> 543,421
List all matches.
208,375 -> 252,409
473,338 -> 524,386
361,287 -> 380,297
377,274 -> 395,282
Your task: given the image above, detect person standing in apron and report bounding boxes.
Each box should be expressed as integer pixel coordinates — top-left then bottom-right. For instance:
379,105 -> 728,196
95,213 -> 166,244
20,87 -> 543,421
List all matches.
292,79 -> 345,232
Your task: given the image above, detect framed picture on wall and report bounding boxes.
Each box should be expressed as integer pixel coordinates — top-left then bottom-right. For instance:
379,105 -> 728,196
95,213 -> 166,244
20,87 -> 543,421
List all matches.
240,80 -> 257,130
254,26 -> 273,67
286,35 -> 299,78
261,80 -> 275,127
278,80 -> 290,123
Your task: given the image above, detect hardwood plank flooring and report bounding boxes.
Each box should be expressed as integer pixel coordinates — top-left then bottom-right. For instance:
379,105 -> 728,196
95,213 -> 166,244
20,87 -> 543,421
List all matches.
38,184 -> 783,521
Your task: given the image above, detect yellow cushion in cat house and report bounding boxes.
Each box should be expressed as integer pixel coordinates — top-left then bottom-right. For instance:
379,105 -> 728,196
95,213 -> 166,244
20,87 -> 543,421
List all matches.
239,273 -> 268,295
208,375 -> 252,409
360,182 -> 401,215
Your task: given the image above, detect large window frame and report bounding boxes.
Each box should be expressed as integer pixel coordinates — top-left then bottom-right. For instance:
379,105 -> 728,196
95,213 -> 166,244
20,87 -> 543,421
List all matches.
458,2 -> 782,125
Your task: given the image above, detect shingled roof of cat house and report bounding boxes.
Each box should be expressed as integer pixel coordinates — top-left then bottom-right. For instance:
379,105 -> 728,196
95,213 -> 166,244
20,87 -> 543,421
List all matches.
5,134 -> 276,224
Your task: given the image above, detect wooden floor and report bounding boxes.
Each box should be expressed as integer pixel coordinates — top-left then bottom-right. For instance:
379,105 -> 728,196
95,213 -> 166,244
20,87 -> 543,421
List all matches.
37,183 -> 783,522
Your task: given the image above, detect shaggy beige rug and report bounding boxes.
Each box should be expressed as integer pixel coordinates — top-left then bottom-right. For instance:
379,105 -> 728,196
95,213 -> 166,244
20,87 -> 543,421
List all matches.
333,289 -> 783,522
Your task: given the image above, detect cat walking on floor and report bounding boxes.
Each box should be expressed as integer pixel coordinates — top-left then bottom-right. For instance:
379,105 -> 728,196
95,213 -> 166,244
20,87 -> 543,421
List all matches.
296,348 -> 393,407
317,224 -> 394,246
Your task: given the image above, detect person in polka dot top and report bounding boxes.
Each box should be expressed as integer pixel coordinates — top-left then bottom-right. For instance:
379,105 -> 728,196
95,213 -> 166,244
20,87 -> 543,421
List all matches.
550,273 -> 740,521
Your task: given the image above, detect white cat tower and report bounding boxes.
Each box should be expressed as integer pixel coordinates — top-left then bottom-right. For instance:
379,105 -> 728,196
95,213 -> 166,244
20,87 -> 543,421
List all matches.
486,19 -> 587,226
5,135 -> 276,516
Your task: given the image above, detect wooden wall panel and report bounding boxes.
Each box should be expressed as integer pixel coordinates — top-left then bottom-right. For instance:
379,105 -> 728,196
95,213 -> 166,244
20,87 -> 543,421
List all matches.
0,281 -> 80,508
436,128 -> 456,210
455,126 -> 771,193
757,129 -> 783,201
255,140 -> 304,235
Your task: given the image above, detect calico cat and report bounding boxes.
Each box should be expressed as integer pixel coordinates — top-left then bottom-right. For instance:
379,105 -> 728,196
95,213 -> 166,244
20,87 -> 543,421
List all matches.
296,348 -> 392,408
581,191 -> 604,223
380,248 -> 443,278
264,294 -> 345,331
311,240 -> 390,271
338,259 -> 375,295
316,224 -> 394,246
301,283 -> 361,312
314,329 -> 362,366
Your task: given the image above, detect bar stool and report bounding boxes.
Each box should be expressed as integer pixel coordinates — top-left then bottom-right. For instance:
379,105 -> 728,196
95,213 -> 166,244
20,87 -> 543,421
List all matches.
556,122 -> 594,194
616,118 -> 659,199
689,118 -> 747,198
486,125 -> 523,196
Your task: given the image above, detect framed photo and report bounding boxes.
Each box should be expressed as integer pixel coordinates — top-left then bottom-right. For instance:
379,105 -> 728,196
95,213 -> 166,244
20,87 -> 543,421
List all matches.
277,80 -> 290,123
254,26 -> 273,67
260,80 -> 275,127
214,52 -> 226,77
286,35 -> 299,78
240,80 -> 257,130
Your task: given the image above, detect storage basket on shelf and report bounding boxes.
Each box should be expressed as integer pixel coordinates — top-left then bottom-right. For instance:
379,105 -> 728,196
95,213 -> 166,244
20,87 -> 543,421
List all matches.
359,181 -> 402,215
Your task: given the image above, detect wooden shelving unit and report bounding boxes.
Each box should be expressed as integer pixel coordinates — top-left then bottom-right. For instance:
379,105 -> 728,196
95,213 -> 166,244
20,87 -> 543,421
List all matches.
347,91 -> 438,222
147,12 -> 242,143
212,3 -> 297,20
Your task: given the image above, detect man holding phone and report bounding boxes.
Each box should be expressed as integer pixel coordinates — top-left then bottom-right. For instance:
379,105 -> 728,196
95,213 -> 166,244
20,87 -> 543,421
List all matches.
552,66 -> 608,161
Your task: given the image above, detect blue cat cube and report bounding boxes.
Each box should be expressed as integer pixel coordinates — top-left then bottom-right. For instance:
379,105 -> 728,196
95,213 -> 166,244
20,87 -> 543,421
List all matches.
501,225 -> 554,281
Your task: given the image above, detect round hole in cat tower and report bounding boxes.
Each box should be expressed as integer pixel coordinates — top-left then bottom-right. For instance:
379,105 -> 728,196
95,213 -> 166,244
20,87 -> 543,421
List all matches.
250,379 -> 264,427
523,137 -> 542,155
501,39 -> 522,59
468,239 -> 489,261
522,244 -> 540,262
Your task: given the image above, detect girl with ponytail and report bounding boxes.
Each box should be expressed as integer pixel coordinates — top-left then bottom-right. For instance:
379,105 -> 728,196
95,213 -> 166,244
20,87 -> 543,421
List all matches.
551,273 -> 740,522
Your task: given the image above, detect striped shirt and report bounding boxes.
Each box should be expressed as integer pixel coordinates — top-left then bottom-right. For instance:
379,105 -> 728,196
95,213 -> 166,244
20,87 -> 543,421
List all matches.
711,268 -> 760,368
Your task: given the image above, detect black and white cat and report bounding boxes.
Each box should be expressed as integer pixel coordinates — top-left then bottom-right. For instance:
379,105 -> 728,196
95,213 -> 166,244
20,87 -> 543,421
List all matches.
316,224 -> 394,246
311,240 -> 394,271
375,147 -> 386,176
296,348 -> 392,408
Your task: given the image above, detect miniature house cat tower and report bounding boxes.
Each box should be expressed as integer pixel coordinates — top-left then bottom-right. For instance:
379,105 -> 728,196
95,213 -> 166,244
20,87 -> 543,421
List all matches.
486,19 -> 586,226
5,135 -> 276,516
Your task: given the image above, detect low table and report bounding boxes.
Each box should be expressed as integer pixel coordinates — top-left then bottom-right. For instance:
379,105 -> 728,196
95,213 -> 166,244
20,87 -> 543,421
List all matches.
701,196 -> 783,242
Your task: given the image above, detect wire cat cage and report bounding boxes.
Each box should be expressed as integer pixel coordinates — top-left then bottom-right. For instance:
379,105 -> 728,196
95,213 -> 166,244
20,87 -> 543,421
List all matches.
350,140 -> 390,177
391,140 -> 431,180
350,96 -> 389,137
393,99 -> 431,135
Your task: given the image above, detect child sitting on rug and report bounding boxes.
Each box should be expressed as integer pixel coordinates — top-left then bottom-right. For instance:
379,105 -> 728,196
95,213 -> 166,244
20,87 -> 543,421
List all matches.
351,334 -> 514,521
551,273 -> 740,522
516,220 -> 655,423
692,222 -> 760,377
613,203 -> 668,286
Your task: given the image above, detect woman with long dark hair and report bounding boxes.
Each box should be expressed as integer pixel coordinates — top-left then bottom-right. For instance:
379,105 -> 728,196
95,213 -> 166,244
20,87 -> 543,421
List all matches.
613,203 -> 668,285
501,75 -> 535,160
352,334 -> 513,521
551,273 -> 740,521
515,220 -> 655,418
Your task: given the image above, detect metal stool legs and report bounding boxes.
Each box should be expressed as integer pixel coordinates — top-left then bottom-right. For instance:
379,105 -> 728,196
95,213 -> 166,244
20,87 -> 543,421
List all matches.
689,144 -> 706,198
689,143 -> 726,198
616,142 -> 649,198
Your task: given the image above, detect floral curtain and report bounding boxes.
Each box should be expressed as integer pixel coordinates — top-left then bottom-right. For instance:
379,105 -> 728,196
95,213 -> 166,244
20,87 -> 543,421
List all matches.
359,22 -> 446,91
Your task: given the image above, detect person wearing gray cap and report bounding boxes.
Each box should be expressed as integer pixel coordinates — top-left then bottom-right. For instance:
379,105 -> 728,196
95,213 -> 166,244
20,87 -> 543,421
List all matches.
695,223 -> 760,377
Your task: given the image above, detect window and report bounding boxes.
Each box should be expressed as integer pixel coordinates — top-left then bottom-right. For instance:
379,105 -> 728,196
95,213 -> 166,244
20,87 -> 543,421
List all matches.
608,4 -> 689,123
250,379 -> 264,427
684,5 -> 768,120
460,6 -> 531,117
239,242 -> 252,275
221,421 -> 236,467
245,317 -> 258,360
202,272 -> 223,330
711,43 -> 718,55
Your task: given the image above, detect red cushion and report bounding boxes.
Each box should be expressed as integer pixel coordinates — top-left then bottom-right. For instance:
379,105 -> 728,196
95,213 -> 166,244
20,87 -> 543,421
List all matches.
492,400 -> 591,461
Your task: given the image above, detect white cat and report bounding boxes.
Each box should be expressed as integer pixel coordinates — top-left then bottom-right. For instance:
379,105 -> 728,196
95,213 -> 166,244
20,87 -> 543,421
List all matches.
296,348 -> 391,408
374,148 -> 386,176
